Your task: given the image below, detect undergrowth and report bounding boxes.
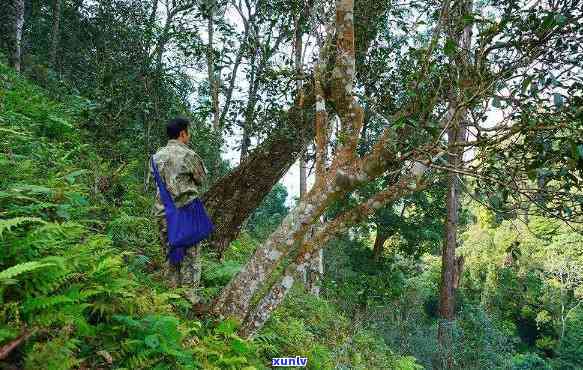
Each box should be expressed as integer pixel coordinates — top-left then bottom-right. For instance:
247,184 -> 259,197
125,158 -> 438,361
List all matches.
0,62 -> 420,369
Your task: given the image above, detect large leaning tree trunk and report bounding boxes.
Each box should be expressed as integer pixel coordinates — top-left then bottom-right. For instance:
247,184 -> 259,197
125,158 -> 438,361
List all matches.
211,0 -> 448,337
201,0 -> 392,256
202,91 -> 315,256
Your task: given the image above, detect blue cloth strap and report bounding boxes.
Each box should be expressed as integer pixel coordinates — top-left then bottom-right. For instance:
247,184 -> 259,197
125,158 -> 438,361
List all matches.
151,158 -> 176,211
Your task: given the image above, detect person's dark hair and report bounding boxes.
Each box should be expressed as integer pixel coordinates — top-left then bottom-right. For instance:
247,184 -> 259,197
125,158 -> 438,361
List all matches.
166,117 -> 190,139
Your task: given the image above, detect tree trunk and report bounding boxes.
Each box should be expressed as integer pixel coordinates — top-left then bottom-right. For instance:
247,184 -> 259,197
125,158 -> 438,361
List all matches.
373,229 -> 389,261
206,8 -> 220,131
437,1 -> 473,366
295,20 -> 307,199
50,0 -> 61,69
200,0 -> 387,257
202,94 -> 315,256
240,259 -> 307,337
299,152 -> 307,198
437,121 -> 463,368
13,0 -> 24,72
210,182 -> 332,320
240,50 -> 257,161
305,248 -> 323,296
303,217 -> 324,295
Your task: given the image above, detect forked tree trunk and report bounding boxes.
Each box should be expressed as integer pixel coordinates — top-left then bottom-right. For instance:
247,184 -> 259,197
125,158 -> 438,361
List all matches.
211,181 -> 335,320
200,0 -> 390,256
210,0 -> 440,333
239,174 -> 430,337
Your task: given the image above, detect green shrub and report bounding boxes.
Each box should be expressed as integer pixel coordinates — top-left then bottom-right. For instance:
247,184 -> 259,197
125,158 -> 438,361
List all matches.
554,309 -> 583,370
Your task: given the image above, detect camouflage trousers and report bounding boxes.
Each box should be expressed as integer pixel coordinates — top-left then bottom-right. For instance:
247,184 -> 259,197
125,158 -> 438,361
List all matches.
157,218 -> 202,303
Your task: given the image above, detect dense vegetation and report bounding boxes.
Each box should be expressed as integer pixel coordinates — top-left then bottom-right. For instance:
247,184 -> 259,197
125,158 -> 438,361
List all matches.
0,61 -> 424,369
1,0 -> 582,368
2,59 -> 583,369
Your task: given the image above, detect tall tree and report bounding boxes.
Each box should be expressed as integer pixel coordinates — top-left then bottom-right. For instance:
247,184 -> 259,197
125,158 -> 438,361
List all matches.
203,0 -> 392,253
212,0 -> 442,336
50,0 -> 62,69
437,2 -> 472,365
13,0 -> 24,72
204,0 -> 221,131
208,0 -> 583,338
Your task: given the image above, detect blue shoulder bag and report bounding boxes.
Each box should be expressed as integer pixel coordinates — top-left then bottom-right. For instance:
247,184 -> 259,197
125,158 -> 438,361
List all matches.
151,158 -> 215,264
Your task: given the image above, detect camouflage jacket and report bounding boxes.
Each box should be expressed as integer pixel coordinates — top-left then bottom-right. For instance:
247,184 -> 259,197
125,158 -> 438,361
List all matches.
152,140 -> 207,219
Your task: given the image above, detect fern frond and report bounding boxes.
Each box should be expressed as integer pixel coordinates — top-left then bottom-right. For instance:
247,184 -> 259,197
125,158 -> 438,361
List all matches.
10,184 -> 55,196
23,295 -> 75,313
0,217 -> 45,238
0,261 -> 54,285
0,127 -> 30,136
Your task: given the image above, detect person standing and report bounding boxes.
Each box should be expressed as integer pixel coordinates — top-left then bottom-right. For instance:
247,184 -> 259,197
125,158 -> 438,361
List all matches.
152,117 -> 207,304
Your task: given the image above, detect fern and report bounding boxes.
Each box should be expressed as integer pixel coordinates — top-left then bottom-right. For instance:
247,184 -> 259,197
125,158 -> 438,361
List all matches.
10,184 -> 55,196
23,294 -> 75,314
0,217 -> 45,238
0,260 -> 54,285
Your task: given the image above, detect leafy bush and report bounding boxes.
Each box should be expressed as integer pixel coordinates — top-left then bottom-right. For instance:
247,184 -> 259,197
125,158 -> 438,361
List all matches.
554,309 -> 583,370
511,353 -> 552,370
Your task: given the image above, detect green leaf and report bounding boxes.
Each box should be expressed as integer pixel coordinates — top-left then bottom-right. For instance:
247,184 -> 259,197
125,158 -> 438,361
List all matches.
56,205 -> 71,219
0,261 -> 54,285
444,38 -> 457,57
555,14 -> 567,26
0,217 -> 45,238
230,338 -> 250,355
64,170 -> 89,185
215,319 -> 239,337
144,334 -> 160,349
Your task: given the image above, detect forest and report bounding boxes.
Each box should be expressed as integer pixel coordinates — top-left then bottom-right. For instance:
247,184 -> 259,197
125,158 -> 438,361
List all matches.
0,0 -> 582,368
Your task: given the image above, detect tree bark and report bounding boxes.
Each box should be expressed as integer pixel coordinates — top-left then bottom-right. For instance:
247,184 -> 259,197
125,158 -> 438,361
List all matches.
437,107 -> 464,369
373,229 -> 389,261
206,5 -> 220,131
299,151 -> 307,198
200,0 -> 389,256
13,0 -> 24,72
240,48 -> 257,160
50,0 -> 62,69
437,1 -> 472,367
295,18 -> 307,199
210,180 -> 333,320
202,94 -> 315,257
305,248 -> 323,296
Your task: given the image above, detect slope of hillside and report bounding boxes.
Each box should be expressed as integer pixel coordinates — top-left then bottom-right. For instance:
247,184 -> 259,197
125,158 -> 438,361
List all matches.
0,64 -> 419,369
